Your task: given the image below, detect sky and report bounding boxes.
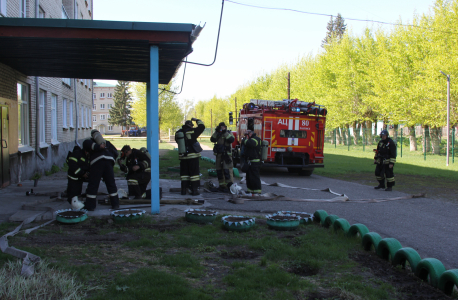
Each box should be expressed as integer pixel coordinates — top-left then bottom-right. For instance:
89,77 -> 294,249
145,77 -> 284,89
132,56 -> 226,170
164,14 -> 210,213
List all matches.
93,0 -> 436,103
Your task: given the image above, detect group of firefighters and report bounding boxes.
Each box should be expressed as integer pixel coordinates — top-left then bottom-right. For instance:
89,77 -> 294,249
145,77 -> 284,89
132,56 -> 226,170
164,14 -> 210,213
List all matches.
65,119 -> 397,210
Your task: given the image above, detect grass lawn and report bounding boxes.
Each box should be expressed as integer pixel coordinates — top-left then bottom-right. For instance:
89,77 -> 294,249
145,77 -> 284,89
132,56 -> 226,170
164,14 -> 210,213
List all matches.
1,216 -> 450,299
315,144 -> 458,203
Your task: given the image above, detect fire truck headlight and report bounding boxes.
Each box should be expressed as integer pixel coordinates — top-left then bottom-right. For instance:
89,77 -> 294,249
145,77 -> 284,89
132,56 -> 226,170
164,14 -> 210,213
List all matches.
287,147 -> 293,152
296,108 -> 300,112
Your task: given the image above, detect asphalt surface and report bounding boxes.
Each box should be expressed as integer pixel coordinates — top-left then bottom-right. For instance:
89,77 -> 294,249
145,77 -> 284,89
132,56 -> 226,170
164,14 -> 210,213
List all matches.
201,150 -> 458,270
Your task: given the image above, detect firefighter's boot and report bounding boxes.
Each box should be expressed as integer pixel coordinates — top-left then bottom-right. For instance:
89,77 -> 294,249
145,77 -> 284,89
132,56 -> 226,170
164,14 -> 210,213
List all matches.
181,181 -> 189,195
385,187 -> 392,191
191,181 -> 200,196
374,180 -> 385,190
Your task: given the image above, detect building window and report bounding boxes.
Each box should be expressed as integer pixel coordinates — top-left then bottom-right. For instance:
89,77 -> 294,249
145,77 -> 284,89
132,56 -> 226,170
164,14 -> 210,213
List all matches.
107,93 -> 112,98
39,6 -> 45,18
107,114 -> 110,119
69,101 -> 74,127
62,5 -> 69,19
85,107 -> 88,128
93,93 -> 96,99
93,115 -> 97,122
108,104 -> 112,109
100,104 -> 105,110
80,105 -> 84,128
17,82 -> 29,146
51,94 -> 58,142
93,104 -> 96,111
62,78 -> 71,87
108,125 -> 113,131
20,0 -> 26,18
39,90 -> 46,144
63,99 -> 67,128
100,93 -> 105,98
100,114 -> 106,120
0,0 -> 7,17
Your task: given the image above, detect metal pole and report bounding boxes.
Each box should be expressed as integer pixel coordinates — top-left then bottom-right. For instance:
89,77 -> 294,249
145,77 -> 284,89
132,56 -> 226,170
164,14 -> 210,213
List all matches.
147,45 -> 160,214
362,126 -> 365,152
424,127 -> 426,161
334,128 -> 336,148
211,109 -> 213,130
348,128 -> 350,151
287,72 -> 290,100
235,97 -> 237,126
447,75 -> 450,166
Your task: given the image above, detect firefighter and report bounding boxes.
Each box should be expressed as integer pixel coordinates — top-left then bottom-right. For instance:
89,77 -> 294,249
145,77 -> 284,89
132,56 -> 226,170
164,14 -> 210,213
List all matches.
118,145 -> 151,199
210,122 -> 235,192
66,145 -> 90,204
243,130 -> 262,194
175,118 -> 205,195
83,129 -> 120,210
374,129 -> 397,191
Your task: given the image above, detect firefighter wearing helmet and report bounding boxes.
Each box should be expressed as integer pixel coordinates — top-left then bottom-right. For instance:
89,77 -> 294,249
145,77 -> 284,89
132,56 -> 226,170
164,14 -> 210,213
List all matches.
211,122 -> 235,192
82,129 -> 120,210
175,118 -> 205,195
374,129 -> 397,191
118,145 -> 151,199
243,130 -> 262,194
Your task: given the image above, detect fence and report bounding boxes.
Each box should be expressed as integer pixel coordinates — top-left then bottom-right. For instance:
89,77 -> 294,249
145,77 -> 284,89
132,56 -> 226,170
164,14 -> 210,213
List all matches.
325,126 -> 457,163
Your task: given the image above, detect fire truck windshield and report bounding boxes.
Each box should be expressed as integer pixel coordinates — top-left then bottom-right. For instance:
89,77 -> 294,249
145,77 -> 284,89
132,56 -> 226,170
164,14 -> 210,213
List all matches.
280,130 -> 307,139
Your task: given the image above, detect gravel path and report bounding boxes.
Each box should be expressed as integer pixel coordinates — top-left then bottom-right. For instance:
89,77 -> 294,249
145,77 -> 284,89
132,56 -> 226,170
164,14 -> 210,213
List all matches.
200,150 -> 458,269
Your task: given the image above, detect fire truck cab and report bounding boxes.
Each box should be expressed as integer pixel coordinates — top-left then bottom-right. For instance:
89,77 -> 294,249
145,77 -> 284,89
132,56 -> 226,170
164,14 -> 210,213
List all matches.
231,99 -> 327,176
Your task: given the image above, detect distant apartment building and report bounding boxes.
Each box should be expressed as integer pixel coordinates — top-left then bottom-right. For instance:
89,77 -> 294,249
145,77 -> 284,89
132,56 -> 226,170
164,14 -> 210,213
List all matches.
92,82 -> 122,135
0,0 -> 93,187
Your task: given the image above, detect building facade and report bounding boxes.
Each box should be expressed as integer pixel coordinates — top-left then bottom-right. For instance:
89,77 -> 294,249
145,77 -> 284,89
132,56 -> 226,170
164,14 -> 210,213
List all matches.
0,0 -> 93,187
92,82 -> 123,135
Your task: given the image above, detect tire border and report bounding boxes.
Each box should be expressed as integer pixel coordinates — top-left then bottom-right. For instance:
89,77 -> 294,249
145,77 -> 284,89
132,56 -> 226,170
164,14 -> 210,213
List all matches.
392,247 -> 422,273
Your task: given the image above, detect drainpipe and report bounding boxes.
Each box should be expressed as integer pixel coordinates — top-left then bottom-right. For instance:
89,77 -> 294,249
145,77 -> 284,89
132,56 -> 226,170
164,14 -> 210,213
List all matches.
74,78 -> 80,146
35,0 -> 38,17
35,77 -> 44,161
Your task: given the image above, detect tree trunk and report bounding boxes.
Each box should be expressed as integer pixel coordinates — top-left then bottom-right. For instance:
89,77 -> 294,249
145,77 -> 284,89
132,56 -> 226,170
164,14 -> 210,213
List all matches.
392,124 -> 398,141
408,126 -> 417,151
423,125 -> 431,153
352,121 -> 360,145
342,127 -> 347,145
429,127 -> 441,155
336,128 -> 342,145
344,124 -> 350,145
330,129 -> 335,145
366,121 -> 373,145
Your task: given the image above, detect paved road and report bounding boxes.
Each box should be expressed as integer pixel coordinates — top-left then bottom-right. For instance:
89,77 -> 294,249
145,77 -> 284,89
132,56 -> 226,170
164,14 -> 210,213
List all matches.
201,150 -> 458,269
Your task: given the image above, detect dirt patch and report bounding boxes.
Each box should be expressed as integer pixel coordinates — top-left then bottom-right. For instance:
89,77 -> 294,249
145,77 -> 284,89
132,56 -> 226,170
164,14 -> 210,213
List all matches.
350,251 -> 451,300
220,249 -> 259,259
17,233 -> 138,246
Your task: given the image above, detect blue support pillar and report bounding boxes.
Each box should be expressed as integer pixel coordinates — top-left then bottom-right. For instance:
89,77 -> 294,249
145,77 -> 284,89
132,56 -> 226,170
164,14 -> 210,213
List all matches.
147,46 -> 160,214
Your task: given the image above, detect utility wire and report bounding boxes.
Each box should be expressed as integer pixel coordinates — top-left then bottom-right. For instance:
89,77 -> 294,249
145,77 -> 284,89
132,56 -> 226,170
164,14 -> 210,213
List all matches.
159,56 -> 188,95
184,0 -> 225,66
224,0 -> 458,34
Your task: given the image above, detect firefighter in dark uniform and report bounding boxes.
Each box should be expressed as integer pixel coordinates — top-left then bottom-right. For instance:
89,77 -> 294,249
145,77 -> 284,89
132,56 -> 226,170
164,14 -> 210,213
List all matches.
118,145 -> 151,199
374,129 -> 397,191
83,129 -> 120,210
244,130 -> 262,194
66,145 -> 90,204
211,122 -> 235,191
175,118 -> 205,195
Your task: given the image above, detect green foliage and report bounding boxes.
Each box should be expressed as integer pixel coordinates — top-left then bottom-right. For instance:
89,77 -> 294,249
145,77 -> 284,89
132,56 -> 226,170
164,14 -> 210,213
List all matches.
45,164 -> 60,176
31,172 -> 41,180
130,82 -> 183,132
109,81 -> 133,128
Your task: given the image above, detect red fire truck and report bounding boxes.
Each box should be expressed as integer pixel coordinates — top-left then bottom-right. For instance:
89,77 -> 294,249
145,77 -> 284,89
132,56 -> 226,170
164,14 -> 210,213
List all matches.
230,99 -> 327,176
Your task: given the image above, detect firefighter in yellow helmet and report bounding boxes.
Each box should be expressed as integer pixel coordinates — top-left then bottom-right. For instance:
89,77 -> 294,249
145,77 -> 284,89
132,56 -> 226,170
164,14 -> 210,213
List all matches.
374,129 -> 397,191
211,122 -> 235,192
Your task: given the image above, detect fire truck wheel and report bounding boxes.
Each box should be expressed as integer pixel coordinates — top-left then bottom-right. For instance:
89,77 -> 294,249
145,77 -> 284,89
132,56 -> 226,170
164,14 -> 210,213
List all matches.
298,169 -> 313,176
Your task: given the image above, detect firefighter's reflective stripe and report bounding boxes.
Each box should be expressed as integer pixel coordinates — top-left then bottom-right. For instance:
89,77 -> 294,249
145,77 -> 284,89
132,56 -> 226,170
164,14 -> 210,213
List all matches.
80,157 -> 86,162
179,153 -> 201,160
91,143 -> 96,150
249,159 -> 260,162
109,192 -> 118,197
389,158 -> 396,164
386,177 -> 395,182
247,189 -> 262,193
128,179 -> 139,185
68,157 -> 78,162
383,160 -> 390,165
87,194 -> 97,198
197,120 -> 204,125
75,168 -> 81,175
67,175 -> 80,181
181,175 -> 190,181
144,168 -> 151,173
190,175 -> 200,182
91,155 -> 115,165
185,131 -> 194,140
376,176 -> 384,180
142,192 -> 147,199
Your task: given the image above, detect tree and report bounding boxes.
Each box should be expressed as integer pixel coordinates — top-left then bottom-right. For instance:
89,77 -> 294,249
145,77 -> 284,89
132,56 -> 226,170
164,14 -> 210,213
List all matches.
322,13 -> 347,47
109,81 -> 133,129
130,82 -> 183,132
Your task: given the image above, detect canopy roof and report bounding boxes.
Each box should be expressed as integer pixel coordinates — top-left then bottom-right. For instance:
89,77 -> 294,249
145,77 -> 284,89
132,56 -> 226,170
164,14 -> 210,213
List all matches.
0,18 -> 198,83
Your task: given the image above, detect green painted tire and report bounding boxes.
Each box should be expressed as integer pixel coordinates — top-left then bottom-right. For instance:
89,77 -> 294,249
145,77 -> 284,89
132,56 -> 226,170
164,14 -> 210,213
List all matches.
208,169 -> 217,177
233,168 -> 240,178
56,213 -> 87,224
376,238 -> 402,261
111,209 -> 146,223
323,215 -> 339,228
222,216 -> 255,232
392,247 -> 422,273
415,258 -> 446,288
333,218 -> 350,234
438,269 -> 458,296
266,218 -> 300,231
313,210 -> 328,225
185,209 -> 218,224
347,224 -> 369,238
362,232 -> 382,252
